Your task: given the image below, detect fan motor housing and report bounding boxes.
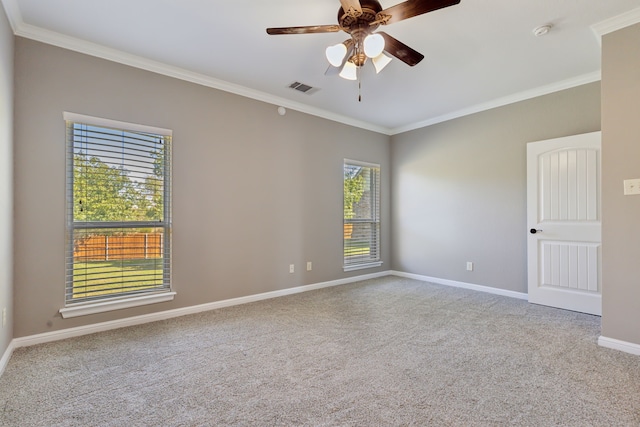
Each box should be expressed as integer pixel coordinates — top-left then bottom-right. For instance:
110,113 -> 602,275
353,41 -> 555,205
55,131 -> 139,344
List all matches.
338,0 -> 383,34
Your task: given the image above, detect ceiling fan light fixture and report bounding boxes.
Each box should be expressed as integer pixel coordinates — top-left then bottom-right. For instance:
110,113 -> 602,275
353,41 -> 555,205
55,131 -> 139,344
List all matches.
266,0 -> 462,98
372,52 -> 392,73
325,43 -> 348,67
363,33 -> 385,58
339,61 -> 358,80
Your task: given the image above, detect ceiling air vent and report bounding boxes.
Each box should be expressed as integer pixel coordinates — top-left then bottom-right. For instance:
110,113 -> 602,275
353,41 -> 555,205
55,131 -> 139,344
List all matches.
288,82 -> 318,95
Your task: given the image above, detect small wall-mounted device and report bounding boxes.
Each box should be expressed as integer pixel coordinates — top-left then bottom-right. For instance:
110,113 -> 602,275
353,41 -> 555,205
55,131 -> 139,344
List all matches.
623,178 -> 640,195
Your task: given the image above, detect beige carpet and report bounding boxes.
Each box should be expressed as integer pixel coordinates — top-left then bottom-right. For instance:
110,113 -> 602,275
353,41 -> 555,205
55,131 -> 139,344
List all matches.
1,277 -> 639,426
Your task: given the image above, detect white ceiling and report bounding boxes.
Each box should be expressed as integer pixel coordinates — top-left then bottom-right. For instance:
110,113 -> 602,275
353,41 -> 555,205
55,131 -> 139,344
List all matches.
3,0 -> 640,134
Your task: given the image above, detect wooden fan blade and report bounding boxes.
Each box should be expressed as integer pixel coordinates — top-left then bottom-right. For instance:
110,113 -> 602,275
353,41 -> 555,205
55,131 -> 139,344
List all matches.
266,25 -> 341,35
379,0 -> 460,25
340,0 -> 363,18
378,31 -> 424,66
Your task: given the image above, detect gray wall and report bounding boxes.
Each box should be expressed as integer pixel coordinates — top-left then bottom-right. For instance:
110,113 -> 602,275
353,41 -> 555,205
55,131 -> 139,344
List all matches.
601,23 -> 640,345
390,83 -> 601,293
0,6 -> 13,356
13,38 -> 390,338
11,23 -> 640,350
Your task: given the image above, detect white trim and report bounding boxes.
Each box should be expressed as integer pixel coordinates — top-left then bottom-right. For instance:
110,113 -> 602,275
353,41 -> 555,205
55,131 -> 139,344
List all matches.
591,7 -> 640,42
0,270 -> 522,375
391,72 -> 602,135
343,159 -> 381,169
7,273 -> 637,377
0,1 -> 608,137
343,261 -> 383,272
15,272 -> 391,348
63,112 -> 172,136
598,336 -> 640,356
391,271 -> 528,300
0,0 -> 21,32
0,340 -> 15,377
59,292 -> 177,319
11,22 -> 389,136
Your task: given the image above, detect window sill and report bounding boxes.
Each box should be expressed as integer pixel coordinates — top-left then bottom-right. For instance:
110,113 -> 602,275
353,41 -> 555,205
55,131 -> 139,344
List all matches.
59,292 -> 177,319
343,261 -> 383,272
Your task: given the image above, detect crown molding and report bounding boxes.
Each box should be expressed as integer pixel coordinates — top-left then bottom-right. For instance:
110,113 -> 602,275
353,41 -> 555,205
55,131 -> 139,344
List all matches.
1,0 -> 609,137
591,6 -> 640,43
9,19 -> 391,135
0,0 -> 21,32
391,71 -> 601,135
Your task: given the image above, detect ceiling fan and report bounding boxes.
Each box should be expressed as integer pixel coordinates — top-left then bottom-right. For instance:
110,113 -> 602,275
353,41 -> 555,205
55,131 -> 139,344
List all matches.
267,0 -> 461,88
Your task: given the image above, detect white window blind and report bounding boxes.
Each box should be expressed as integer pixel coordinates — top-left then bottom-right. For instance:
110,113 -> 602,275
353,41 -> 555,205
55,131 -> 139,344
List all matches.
65,114 -> 172,305
343,160 -> 381,270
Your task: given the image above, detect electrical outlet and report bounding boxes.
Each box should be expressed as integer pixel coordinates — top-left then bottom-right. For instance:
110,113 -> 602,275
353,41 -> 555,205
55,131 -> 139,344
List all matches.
289,264 -> 295,274
466,262 -> 474,271
306,262 -> 312,271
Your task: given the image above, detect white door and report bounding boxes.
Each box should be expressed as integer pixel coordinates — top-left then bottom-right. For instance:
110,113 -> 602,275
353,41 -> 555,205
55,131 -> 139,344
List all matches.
527,132 -> 601,315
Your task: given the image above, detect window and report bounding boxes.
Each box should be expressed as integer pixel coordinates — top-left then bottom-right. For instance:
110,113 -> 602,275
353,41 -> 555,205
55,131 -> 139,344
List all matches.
343,160 -> 381,271
62,113 -> 173,317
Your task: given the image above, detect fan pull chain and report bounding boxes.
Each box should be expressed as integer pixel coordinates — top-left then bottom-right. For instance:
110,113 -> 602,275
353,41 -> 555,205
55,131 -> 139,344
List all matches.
357,63 -> 362,102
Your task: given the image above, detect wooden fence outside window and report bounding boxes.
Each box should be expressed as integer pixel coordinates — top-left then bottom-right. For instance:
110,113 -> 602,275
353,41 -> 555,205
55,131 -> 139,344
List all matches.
74,233 -> 163,261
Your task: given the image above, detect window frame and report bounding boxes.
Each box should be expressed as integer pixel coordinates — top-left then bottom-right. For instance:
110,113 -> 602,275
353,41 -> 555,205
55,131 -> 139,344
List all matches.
60,112 -> 175,318
343,159 -> 382,271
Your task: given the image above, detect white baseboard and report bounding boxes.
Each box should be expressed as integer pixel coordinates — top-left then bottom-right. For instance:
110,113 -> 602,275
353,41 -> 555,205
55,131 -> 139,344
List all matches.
390,271 -> 528,300
6,271 -> 637,372
12,270 -> 391,349
0,340 -> 15,377
598,336 -> 640,356
6,270 -> 526,368
8,271 -> 527,352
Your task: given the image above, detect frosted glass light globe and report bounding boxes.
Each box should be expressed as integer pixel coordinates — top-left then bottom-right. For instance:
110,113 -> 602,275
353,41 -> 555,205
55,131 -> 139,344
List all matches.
325,43 -> 348,67
372,53 -> 392,73
339,61 -> 358,80
363,33 -> 385,58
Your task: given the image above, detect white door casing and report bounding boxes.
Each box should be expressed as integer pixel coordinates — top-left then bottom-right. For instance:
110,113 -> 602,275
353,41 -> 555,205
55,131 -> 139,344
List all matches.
527,132 -> 602,315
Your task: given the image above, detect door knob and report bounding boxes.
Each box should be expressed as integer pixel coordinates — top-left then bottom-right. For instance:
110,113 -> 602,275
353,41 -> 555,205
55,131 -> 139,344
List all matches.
530,228 -> 543,234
